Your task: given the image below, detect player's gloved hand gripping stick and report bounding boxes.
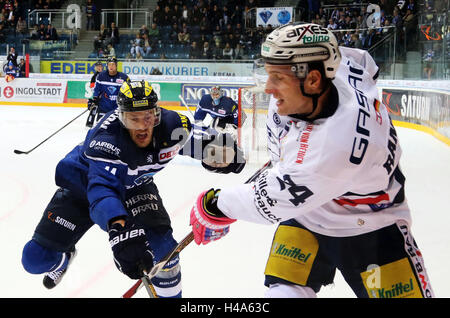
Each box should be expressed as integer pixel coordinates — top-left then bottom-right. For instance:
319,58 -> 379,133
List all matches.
122,231 -> 194,298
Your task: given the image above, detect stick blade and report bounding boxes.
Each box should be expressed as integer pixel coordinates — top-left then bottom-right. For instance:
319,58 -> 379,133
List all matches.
13,149 -> 26,155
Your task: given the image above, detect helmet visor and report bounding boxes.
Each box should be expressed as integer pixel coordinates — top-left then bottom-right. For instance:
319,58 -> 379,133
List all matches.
119,108 -> 160,130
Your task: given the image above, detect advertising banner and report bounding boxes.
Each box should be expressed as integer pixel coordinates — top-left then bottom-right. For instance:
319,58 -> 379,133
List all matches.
381,88 -> 450,138
0,78 -> 67,103
41,61 -> 123,74
180,83 -> 252,107
256,7 -> 293,27
66,81 -> 182,105
122,61 -> 253,77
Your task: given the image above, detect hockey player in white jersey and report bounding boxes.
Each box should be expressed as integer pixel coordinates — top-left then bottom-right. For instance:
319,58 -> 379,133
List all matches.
189,23 -> 434,298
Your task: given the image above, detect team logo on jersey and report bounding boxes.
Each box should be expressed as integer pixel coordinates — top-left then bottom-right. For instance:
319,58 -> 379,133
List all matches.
108,86 -> 116,94
273,113 -> 281,125
146,154 -> 153,163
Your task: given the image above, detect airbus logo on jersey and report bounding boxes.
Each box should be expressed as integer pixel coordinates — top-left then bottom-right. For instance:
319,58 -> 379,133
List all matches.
89,140 -> 121,156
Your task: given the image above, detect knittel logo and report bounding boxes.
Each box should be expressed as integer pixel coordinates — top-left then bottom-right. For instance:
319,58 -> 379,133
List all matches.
360,258 -> 423,298
271,242 -> 312,264
259,10 -> 273,24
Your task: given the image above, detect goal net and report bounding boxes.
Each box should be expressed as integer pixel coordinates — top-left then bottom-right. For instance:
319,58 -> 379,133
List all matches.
237,86 -> 271,164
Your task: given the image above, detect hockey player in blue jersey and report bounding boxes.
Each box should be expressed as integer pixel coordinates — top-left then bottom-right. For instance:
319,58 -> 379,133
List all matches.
193,86 -> 243,138
88,56 -> 129,127
21,80 -> 245,297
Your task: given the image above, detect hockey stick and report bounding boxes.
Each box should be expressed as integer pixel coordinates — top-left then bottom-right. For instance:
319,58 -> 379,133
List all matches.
122,231 -> 194,298
178,94 -> 195,118
122,162 -> 271,298
14,109 -> 89,155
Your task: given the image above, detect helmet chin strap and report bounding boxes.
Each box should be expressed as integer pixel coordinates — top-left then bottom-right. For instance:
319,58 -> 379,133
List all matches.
289,81 -> 329,120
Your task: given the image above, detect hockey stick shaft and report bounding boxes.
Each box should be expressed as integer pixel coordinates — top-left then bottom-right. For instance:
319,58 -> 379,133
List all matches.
122,231 -> 194,298
178,94 -> 195,118
14,108 -> 89,155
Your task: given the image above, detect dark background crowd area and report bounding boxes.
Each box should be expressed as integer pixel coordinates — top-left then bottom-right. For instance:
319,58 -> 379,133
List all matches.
0,0 -> 446,71
89,0 -> 437,62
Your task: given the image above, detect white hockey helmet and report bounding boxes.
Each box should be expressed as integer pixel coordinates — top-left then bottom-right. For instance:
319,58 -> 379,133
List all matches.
261,22 -> 341,79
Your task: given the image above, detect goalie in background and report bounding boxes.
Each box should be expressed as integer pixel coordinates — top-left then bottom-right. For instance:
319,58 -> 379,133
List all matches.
193,85 -> 244,140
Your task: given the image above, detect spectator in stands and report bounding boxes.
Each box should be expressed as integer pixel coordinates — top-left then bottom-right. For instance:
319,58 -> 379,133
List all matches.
189,41 -> 201,59
233,43 -> 245,60
151,67 -> 162,75
107,22 -> 119,46
178,24 -> 190,44
16,16 -> 27,35
351,33 -> 363,49
86,0 -> 96,31
139,24 -> 149,37
130,32 -> 143,58
423,49 -> 434,79
38,23 -> 46,40
181,5 -> 190,24
212,24 -> 223,47
191,5 -> 202,26
230,5 -> 242,26
212,41 -> 222,60
170,22 -> 179,43
141,34 -> 152,57
106,43 -> 115,58
200,41 -> 212,59
152,5 -> 164,26
45,23 -> 58,41
30,24 -> 39,40
403,8 -> 417,49
225,33 -> 238,49
7,46 -> 17,67
148,23 -> 159,46
18,57 -> 26,77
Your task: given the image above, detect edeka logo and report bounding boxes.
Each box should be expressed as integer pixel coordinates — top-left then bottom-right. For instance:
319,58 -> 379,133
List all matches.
48,61 -> 106,74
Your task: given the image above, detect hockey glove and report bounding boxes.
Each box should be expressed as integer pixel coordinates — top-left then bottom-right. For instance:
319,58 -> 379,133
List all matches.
201,133 -> 246,174
190,189 -> 236,245
108,220 -> 154,279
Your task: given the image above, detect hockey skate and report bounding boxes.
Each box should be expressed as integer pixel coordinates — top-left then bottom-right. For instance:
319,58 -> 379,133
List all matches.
43,249 -> 77,289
